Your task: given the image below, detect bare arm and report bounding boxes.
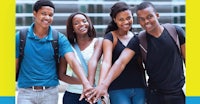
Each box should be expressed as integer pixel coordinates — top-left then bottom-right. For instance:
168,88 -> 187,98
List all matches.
64,52 -> 91,88
16,58 -> 19,80
86,48 -> 136,102
181,43 -> 185,63
58,57 -> 81,84
98,39 -> 113,85
84,39 -> 113,103
87,38 -> 103,85
100,48 -> 135,88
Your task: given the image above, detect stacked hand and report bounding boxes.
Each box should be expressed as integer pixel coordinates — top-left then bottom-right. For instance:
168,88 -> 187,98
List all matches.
80,83 -> 109,104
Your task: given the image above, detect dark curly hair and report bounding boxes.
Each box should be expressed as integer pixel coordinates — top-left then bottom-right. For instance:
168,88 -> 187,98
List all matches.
33,0 -> 55,12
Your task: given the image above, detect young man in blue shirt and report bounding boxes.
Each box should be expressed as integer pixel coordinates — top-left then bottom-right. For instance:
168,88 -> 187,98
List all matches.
16,0 -> 92,104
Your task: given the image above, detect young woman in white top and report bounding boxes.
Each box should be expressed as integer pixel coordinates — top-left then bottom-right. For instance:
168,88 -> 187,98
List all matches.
59,12 -> 103,104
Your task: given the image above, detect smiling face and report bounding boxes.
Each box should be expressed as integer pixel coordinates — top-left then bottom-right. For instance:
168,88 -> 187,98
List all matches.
33,6 -> 54,29
72,14 -> 89,36
114,10 -> 133,32
137,6 -> 160,33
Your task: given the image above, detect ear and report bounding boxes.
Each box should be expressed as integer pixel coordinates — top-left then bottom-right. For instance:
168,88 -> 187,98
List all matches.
113,18 -> 116,23
33,11 -> 36,17
156,12 -> 160,19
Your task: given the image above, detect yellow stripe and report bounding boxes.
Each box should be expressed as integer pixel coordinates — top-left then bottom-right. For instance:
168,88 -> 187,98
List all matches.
186,0 -> 200,96
0,0 -> 15,96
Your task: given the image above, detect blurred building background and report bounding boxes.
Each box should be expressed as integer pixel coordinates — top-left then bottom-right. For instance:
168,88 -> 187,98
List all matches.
16,0 -> 185,37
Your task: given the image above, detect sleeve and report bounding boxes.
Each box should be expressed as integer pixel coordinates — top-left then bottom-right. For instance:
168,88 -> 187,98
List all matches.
175,25 -> 185,45
58,33 -> 74,57
104,32 -> 113,42
16,31 -> 20,58
127,35 -> 140,53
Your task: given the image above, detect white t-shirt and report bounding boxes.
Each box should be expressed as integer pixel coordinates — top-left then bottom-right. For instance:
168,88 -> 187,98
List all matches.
66,38 -> 101,94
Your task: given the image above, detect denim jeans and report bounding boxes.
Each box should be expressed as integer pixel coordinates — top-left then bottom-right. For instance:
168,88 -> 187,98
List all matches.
17,87 -> 58,104
109,88 -> 145,104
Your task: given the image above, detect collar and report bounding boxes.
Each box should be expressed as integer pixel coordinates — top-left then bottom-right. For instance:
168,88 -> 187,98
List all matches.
27,23 -> 54,41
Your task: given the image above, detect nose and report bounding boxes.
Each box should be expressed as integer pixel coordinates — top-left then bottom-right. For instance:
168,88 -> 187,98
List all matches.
144,19 -> 149,24
123,19 -> 130,24
44,15 -> 50,20
79,21 -> 84,26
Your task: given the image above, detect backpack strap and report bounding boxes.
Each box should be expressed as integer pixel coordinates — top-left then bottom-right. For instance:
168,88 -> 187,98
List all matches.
162,23 -> 181,53
17,28 -> 28,81
138,30 -> 147,63
19,28 -> 28,62
51,29 -> 59,73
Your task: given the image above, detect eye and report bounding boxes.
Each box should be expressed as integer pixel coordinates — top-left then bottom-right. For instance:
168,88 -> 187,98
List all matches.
147,15 -> 153,19
126,16 -> 132,21
83,19 -> 87,23
73,22 -> 79,25
41,12 -> 46,16
49,13 -> 54,17
119,18 -> 124,22
138,17 -> 145,22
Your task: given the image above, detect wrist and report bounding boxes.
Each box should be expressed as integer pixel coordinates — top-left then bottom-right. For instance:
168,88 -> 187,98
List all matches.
100,81 -> 109,89
82,80 -> 91,87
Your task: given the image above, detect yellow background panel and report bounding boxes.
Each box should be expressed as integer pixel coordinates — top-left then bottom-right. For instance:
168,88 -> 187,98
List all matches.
0,0 -> 15,96
186,0 -> 200,96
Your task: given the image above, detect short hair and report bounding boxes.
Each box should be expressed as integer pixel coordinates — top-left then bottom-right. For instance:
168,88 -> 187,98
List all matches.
136,1 -> 157,13
105,2 -> 133,34
66,12 -> 96,45
33,0 -> 55,12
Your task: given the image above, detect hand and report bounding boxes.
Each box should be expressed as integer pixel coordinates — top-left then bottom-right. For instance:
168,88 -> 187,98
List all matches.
86,83 -> 108,103
79,82 -> 94,103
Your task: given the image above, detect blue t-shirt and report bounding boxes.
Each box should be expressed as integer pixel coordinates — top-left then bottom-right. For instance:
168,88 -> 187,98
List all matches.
16,23 -> 73,88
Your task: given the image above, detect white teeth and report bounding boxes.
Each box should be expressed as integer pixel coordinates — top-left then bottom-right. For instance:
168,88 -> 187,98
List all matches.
122,24 -> 130,28
79,27 -> 87,31
145,24 -> 151,28
43,20 -> 49,24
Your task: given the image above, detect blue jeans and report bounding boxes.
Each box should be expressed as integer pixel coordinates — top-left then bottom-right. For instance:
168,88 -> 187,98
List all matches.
17,87 -> 58,104
109,88 -> 145,104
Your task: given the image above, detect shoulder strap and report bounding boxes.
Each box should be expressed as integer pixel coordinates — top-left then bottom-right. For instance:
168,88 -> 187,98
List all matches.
74,43 -> 88,75
138,30 -> 147,63
162,23 -> 181,53
19,28 -> 28,61
51,29 -> 59,71
17,28 -> 28,81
